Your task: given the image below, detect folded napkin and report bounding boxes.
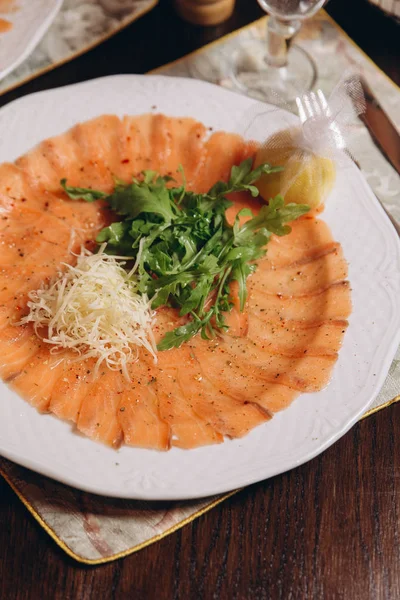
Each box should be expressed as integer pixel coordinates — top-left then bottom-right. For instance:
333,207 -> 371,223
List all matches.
1,11 -> 399,564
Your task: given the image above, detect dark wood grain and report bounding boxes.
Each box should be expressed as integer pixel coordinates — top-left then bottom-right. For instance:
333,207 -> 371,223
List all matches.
1,404 -> 400,599
0,0 -> 399,598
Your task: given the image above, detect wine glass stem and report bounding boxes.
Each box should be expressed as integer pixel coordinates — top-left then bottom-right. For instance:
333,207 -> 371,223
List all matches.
265,17 -> 301,68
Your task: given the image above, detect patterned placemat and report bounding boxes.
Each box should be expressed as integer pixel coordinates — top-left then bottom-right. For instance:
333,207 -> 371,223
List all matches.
1,11 -> 399,564
0,0 -> 158,96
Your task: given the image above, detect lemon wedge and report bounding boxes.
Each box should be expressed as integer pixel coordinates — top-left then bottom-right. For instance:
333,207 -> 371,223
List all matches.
254,128 -> 336,209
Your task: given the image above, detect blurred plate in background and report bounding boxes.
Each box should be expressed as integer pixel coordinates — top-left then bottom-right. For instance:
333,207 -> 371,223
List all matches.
0,0 -> 63,81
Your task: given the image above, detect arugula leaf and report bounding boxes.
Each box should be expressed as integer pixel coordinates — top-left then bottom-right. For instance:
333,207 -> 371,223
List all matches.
61,179 -> 107,202
61,159 -> 309,350
107,182 -> 176,223
157,320 -> 202,351
241,162 -> 283,185
146,247 -> 172,274
234,196 -> 309,245
208,160 -> 283,198
231,261 -> 252,311
179,276 -> 213,316
229,158 -> 253,186
96,221 -> 130,245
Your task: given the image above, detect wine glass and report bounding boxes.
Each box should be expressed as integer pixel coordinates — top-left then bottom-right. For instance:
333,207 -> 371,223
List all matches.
230,0 -> 327,104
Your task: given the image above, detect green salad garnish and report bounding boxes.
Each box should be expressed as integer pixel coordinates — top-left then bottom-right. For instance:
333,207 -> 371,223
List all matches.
61,159 -> 309,350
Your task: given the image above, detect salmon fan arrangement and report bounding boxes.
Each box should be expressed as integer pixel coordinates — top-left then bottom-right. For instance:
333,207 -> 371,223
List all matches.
0,113 -> 351,451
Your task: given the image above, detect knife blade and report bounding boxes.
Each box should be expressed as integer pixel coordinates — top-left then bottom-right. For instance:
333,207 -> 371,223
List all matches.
359,77 -> 400,175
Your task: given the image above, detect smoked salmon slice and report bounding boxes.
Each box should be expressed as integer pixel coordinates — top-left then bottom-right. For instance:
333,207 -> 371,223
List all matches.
0,114 -> 351,449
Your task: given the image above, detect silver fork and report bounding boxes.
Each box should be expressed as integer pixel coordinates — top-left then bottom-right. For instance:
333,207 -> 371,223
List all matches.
295,89 -> 400,237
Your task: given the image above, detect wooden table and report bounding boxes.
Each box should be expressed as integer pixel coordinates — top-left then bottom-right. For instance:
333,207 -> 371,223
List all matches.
1,1 -> 399,598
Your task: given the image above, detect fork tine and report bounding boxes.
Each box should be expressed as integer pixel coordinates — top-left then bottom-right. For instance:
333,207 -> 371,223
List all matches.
297,90 -> 324,123
317,89 -> 330,115
309,92 -> 322,116
296,97 -> 307,123
303,94 -> 314,120
317,89 -> 347,149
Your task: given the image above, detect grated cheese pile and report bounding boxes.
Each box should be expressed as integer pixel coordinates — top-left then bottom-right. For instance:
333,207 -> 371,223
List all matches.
19,244 -> 157,379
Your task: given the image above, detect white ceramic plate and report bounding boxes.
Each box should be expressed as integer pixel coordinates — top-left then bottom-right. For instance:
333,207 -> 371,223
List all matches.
0,75 -> 399,500
0,0 -> 63,81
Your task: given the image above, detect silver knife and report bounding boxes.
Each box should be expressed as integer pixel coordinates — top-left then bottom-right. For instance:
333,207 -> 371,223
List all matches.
359,77 -> 400,175
355,78 -> 400,237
